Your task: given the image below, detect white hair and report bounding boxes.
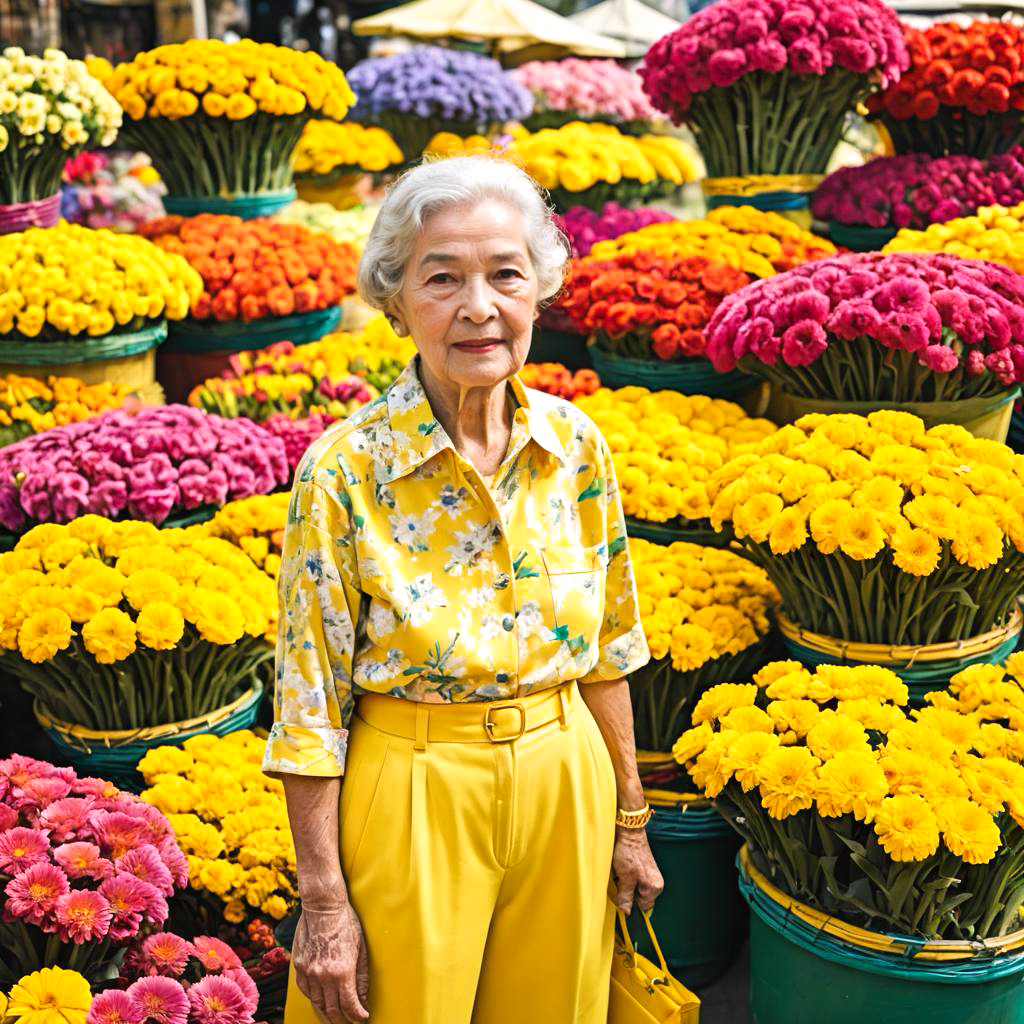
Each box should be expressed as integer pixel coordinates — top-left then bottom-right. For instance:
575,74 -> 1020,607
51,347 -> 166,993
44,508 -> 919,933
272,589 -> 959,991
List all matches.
357,156 -> 569,311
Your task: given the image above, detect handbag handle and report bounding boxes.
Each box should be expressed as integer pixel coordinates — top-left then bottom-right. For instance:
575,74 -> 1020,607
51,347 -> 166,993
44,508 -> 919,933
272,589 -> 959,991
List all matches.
616,908 -> 670,977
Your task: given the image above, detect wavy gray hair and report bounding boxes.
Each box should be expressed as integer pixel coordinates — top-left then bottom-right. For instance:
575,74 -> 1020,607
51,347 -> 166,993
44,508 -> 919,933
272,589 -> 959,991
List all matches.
357,156 -> 570,312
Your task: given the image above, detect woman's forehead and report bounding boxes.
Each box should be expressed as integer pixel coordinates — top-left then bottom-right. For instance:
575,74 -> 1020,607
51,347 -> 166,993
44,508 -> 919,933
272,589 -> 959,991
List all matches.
415,200 -> 530,255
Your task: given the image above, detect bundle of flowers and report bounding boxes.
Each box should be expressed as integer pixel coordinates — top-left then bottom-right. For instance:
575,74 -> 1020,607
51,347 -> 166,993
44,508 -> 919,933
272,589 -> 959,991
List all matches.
513,59 -> 661,132
812,149 -> 1024,231
346,46 -> 532,159
707,252 -> 1024,403
294,120 -> 404,182
630,537 -> 778,752
139,215 -> 358,324
557,252 -> 750,362
0,517 -> 277,732
868,22 -> 1024,158
139,731 -> 297,924
883,201 -> 1024,276
519,363 -> 600,400
96,40 -> 354,199
0,48 -> 121,207
588,206 -> 836,279
0,225 -> 201,341
705,410 -> 1024,644
675,657 -> 1024,939
258,413 -> 331,475
640,0 -> 907,177
205,494 -> 288,582
0,376 -> 137,447
423,132 -> 502,158
0,405 -> 289,532
0,754 -> 188,984
508,122 -> 697,211
2,967 -> 92,1024
274,201 -> 380,252
224,315 -> 414,393
559,202 -> 676,257
573,387 -> 777,526
60,151 -> 166,233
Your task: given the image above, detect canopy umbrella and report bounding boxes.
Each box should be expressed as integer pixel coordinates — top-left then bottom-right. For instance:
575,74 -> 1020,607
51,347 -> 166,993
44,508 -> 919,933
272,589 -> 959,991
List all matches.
570,0 -> 682,58
352,0 -> 627,57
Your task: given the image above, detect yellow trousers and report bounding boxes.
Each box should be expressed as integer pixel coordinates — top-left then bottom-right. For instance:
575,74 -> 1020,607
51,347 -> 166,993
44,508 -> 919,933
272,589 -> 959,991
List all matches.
284,681 -> 618,1024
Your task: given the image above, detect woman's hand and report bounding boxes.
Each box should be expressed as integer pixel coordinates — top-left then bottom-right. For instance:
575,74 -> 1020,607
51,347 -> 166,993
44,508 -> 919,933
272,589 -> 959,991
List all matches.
612,828 -> 664,915
293,903 -> 370,1023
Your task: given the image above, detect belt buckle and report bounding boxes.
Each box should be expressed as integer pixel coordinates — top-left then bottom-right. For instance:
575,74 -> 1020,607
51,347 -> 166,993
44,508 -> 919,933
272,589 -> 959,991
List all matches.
484,701 -> 526,743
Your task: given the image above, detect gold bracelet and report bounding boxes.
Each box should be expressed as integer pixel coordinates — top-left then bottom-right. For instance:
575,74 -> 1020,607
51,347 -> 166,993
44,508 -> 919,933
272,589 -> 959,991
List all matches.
615,803 -> 653,830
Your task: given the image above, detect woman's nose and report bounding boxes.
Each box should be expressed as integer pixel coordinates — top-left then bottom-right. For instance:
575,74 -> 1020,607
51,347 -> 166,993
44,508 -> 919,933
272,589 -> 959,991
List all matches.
459,278 -> 498,322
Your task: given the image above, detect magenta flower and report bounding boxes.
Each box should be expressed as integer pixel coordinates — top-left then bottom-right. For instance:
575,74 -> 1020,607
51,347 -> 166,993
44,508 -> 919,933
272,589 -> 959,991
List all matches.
55,888 -> 112,942
193,936 -> 243,974
117,845 -> 175,897
0,805 -> 17,831
188,975 -> 254,1024
0,827 -> 51,874
222,969 -> 259,1017
54,841 -> 111,881
920,345 -> 960,373
127,977 -> 190,1024
99,872 -> 159,941
89,990 -> 145,1024
157,838 -> 190,889
5,862 -> 70,926
91,810 -> 149,860
40,797 -> 97,843
782,320 -> 828,367
139,932 -> 194,977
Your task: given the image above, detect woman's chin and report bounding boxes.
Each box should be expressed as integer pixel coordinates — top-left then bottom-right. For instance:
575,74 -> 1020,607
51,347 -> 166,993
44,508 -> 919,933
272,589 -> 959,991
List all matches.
444,346 -> 522,388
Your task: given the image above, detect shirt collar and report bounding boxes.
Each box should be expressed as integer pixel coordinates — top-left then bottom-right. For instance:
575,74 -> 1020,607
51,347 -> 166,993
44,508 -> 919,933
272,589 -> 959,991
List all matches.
379,359 -> 565,483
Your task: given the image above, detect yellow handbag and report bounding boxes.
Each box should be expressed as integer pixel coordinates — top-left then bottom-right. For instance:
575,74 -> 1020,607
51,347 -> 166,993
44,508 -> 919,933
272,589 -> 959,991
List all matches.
609,909 -> 701,1024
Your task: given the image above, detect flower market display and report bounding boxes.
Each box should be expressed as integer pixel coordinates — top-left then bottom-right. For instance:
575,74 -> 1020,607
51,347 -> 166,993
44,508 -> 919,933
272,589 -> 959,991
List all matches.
639,0 -> 908,208
346,46 -> 532,161
518,363 -> 600,400
559,202 -> 676,258
508,122 -> 697,212
294,120 -> 404,181
0,48 -> 121,226
61,151 -> 166,233
513,59 -> 661,133
97,41 -> 355,210
274,202 -> 380,253
630,537 -> 778,753
0,753 -> 188,985
0,405 -> 289,533
868,21 -> 1024,158
574,387 -> 777,540
707,252 -> 1024,439
204,494 -> 288,582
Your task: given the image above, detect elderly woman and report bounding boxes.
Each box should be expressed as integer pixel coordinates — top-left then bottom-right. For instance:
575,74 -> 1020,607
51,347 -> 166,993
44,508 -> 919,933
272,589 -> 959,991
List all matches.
264,156 -> 663,1024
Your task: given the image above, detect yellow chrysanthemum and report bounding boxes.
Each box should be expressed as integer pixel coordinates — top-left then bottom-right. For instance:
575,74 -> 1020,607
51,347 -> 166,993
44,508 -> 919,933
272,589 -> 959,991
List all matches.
672,722 -> 713,764
136,602 -> 186,651
757,746 -> 821,819
951,518 -> 1005,570
722,732 -> 781,792
889,522 -> 941,577
691,683 -> 759,725
81,607 -> 136,664
6,968 -> 92,1024
191,590 -> 245,646
17,608 -> 74,663
874,794 -> 941,862
805,710 -> 872,761
768,506 -> 808,555
122,569 -> 180,612
836,508 -> 886,561
815,750 -> 889,822
936,797 -> 1002,865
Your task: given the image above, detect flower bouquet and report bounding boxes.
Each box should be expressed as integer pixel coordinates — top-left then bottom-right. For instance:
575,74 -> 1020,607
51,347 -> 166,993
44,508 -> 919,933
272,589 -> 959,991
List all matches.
0,377 -> 137,447
508,122 -> 697,211
868,22 -> 1024,159
588,206 -> 835,279
704,412 -> 1024,694
630,537 -> 778,758
0,48 -> 121,230
3,968 -> 93,1024
559,202 -> 675,257
205,494 -> 289,583
707,252 -> 1024,438
519,363 -> 600,400
275,202 -> 380,252
513,59 -> 661,134
98,41 -> 355,213
557,251 -> 753,393
574,387 -> 777,543
346,46 -> 532,160
294,121 -> 404,183
813,149 -> 1024,249
60,152 -> 166,233
640,0 -> 907,208
675,657 -> 1024,947
0,405 -> 289,534
0,754 -> 188,986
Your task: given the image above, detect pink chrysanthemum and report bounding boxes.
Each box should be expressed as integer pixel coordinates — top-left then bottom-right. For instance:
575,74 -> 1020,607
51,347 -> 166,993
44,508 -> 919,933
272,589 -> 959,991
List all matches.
117,845 -> 175,897
223,969 -> 259,1018
88,990 -> 144,1024
193,937 -> 242,974
4,862 -> 69,925
140,933 -> 193,977
127,976 -> 190,1024
0,805 -> 18,831
55,888 -> 112,943
157,839 -> 189,889
21,775 -> 73,808
40,797 -> 97,843
54,841 -> 111,882
117,804 -> 175,848
91,811 -> 148,860
187,975 -> 254,1024
99,873 -> 156,941
0,827 -> 51,874
74,776 -> 119,798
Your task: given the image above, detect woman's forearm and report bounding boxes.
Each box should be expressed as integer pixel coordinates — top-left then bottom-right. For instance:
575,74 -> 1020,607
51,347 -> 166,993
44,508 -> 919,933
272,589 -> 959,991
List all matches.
282,774 -> 348,909
579,678 -> 646,811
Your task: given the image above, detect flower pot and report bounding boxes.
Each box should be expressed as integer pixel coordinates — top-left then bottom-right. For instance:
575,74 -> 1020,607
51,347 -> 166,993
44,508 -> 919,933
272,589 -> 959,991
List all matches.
34,681 -> 265,792
766,387 -> 1021,443
0,194 -> 61,234
162,187 -> 298,220
740,846 -> 1024,1024
159,307 -> 343,403
590,348 -> 758,399
777,608 -> 1023,705
828,221 -> 899,252
627,801 -> 746,989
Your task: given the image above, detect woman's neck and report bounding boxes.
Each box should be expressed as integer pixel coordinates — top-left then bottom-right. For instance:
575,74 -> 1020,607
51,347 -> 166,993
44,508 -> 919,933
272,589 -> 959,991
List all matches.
419,359 -> 514,477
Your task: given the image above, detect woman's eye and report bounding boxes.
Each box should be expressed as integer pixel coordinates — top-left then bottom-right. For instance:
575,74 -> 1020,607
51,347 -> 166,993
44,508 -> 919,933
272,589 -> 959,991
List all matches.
496,268 -> 522,280
428,273 -> 453,285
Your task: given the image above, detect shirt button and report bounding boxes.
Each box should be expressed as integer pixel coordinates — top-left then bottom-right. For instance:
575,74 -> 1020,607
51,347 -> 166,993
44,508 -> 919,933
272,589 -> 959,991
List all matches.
502,615 -> 515,632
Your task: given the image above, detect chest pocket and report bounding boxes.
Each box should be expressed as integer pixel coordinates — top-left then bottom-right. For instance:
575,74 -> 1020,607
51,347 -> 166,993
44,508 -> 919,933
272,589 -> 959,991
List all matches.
537,544 -> 606,665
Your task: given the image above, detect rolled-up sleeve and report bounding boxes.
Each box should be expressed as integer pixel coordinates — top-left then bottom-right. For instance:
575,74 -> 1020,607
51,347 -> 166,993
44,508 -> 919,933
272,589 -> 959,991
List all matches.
263,475 -> 361,778
580,436 -> 650,683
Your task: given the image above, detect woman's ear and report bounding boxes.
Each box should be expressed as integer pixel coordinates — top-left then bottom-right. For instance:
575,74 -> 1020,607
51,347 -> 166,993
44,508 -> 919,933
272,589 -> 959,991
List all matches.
384,301 -> 407,337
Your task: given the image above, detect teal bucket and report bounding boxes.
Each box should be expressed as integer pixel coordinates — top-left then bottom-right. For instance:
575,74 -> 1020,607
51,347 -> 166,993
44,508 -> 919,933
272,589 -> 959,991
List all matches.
1008,410 -> 1024,454
528,326 -> 592,371
589,347 -> 757,398
162,188 -> 297,220
828,220 -> 898,252
741,854 -> 1024,1024
628,805 -> 746,989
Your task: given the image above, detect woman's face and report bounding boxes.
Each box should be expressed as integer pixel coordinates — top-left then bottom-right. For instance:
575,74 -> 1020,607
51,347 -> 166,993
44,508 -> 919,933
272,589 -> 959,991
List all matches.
390,199 -> 539,391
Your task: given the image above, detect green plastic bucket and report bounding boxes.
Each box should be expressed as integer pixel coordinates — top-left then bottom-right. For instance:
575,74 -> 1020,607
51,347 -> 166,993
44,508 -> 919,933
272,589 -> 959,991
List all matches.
828,221 -> 898,251
628,805 -> 746,989
162,188 -> 297,219
590,347 -> 756,398
741,854 -> 1024,1024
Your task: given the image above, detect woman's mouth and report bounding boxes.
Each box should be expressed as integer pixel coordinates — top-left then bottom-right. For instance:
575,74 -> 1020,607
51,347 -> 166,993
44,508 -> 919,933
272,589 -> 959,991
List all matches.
452,339 -> 503,353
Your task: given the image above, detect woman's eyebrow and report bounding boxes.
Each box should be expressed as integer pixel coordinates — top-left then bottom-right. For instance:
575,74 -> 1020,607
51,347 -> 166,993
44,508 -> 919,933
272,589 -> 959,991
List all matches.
419,250 -> 526,268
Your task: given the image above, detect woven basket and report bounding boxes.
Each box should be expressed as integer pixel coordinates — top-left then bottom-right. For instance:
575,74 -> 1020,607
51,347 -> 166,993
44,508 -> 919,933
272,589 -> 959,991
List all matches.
590,347 -> 757,398
828,221 -> 899,251
163,188 -> 297,219
0,194 -> 61,234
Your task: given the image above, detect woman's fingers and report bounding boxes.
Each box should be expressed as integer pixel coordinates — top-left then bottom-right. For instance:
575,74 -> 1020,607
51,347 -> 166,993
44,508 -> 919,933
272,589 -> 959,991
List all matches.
356,933 -> 370,1005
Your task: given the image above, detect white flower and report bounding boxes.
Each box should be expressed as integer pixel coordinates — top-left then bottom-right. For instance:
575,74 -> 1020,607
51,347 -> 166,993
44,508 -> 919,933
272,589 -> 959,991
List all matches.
395,573 -> 447,627
445,522 -> 499,570
368,602 -> 398,638
356,648 -> 410,686
388,505 -> 441,552
0,92 -> 17,115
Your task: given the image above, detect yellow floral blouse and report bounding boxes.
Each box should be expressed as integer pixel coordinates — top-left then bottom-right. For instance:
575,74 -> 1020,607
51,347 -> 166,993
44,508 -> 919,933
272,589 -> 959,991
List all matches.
262,360 -> 650,777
